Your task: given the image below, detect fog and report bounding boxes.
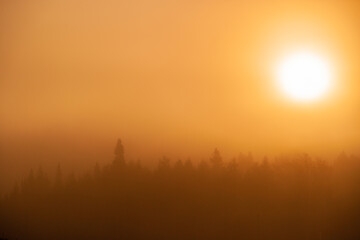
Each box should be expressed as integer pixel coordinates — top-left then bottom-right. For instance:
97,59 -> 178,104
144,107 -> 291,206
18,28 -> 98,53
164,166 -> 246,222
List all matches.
0,1 -> 360,238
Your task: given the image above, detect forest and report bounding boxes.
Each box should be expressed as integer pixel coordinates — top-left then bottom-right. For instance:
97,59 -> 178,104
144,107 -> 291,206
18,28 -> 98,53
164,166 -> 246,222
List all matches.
1,139 -> 359,240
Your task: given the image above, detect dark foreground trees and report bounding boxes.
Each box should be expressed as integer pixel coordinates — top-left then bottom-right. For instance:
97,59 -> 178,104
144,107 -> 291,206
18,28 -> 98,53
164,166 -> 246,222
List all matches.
1,142 -> 360,240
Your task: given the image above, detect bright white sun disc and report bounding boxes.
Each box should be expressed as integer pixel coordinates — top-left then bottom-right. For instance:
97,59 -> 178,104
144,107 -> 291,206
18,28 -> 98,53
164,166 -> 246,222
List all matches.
276,52 -> 332,102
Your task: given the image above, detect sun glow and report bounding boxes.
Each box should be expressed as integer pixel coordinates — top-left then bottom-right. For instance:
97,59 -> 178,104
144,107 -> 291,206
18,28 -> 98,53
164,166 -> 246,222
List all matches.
276,51 -> 333,102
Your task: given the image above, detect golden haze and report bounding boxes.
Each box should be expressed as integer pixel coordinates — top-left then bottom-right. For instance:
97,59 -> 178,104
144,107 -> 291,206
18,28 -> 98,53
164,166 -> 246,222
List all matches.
0,0 -> 360,191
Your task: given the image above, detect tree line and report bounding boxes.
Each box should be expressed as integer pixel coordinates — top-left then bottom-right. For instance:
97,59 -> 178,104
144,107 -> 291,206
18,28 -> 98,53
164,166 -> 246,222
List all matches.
1,139 -> 360,240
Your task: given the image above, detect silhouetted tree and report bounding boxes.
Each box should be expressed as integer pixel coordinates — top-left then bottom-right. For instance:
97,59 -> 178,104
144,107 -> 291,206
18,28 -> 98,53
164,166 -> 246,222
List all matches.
114,138 -> 125,166
210,148 -> 222,168
54,164 -> 63,189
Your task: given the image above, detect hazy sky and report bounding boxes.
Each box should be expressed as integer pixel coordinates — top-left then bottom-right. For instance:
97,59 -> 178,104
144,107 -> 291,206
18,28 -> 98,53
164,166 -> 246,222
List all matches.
1,0 -> 360,191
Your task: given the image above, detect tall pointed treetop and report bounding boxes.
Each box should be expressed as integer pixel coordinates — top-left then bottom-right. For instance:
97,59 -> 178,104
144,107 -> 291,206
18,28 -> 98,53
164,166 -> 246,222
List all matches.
114,138 -> 125,164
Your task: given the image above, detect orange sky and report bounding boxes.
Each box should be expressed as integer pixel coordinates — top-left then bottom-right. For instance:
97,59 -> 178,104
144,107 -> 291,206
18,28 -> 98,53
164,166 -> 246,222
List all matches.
1,0 -> 360,191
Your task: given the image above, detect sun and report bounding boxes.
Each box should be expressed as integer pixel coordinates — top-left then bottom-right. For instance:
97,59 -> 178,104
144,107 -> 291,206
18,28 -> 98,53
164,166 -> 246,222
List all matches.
276,51 -> 333,102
